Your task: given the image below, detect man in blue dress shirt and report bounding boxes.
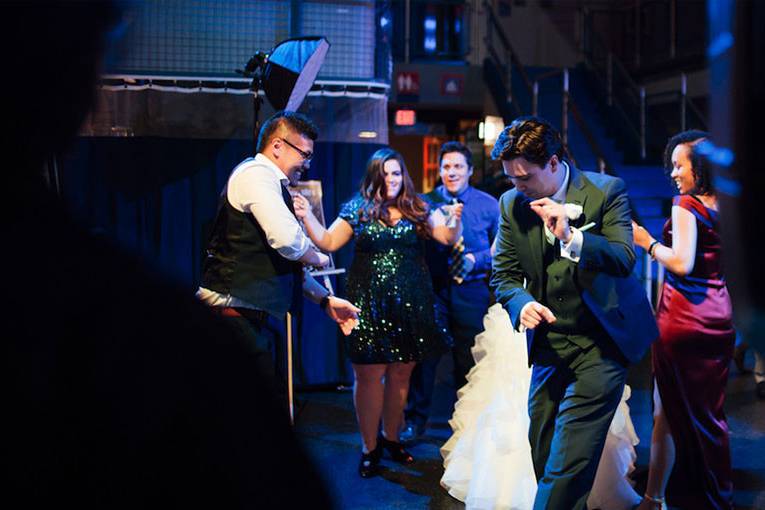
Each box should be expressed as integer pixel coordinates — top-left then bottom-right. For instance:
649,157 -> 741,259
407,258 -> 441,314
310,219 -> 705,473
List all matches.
402,141 -> 500,441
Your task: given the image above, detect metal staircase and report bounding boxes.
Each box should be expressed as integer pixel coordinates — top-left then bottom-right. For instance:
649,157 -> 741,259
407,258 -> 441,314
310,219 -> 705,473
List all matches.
480,0 -> 687,300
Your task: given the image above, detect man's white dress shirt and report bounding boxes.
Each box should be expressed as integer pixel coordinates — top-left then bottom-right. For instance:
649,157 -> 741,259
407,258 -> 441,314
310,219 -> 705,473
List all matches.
197,153 -> 312,309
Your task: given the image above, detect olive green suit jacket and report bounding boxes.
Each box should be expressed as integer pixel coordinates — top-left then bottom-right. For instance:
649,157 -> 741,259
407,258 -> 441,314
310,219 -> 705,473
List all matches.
490,165 -> 657,363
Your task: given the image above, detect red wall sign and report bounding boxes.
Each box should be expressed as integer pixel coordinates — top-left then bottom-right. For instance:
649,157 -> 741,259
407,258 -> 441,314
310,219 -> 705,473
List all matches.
396,71 -> 420,95
440,73 -> 464,96
395,109 -> 417,126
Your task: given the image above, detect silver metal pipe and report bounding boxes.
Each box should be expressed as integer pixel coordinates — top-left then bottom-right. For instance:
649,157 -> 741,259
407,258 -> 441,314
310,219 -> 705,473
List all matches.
670,0 -> 677,59
562,69 -> 569,146
657,260 -> 665,305
680,73 -> 687,131
507,49 -> 513,103
607,52 -> 613,107
635,0 -> 641,67
645,251 -> 653,306
405,0 -> 411,63
640,86 -> 646,159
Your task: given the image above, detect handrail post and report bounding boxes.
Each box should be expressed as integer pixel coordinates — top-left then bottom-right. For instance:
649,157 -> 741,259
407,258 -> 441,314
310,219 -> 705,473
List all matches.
680,73 -> 687,131
640,86 -> 646,159
656,260 -> 665,305
562,69 -> 569,147
635,0 -> 641,68
532,81 -> 539,116
485,2 -> 492,54
607,52 -> 613,107
506,48 -> 513,103
670,0 -> 677,59
645,251 -> 653,306
404,0 -> 411,63
582,6 -> 589,58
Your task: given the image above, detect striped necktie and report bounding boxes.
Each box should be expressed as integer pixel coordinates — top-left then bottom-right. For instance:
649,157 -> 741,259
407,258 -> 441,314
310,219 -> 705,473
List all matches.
449,236 -> 468,284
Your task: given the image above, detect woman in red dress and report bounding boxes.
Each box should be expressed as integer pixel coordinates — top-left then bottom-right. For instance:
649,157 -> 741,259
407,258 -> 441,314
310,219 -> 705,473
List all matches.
633,130 -> 735,510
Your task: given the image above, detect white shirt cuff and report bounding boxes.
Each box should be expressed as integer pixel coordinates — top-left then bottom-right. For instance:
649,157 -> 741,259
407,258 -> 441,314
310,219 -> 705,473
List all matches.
560,227 -> 583,262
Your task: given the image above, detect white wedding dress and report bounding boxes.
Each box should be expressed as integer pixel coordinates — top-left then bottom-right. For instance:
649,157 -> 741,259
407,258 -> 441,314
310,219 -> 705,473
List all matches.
441,304 -> 642,510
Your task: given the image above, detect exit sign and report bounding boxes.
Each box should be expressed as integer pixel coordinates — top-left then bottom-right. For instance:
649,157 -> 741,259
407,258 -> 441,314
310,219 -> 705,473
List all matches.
395,109 -> 416,126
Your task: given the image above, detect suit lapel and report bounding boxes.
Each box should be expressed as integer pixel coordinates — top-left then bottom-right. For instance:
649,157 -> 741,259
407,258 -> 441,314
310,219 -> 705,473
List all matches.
565,164 -> 588,214
515,164 -> 589,283
515,194 -> 544,282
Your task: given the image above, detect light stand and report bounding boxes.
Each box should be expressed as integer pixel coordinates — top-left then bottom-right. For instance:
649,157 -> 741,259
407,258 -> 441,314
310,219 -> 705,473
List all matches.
237,37 -> 330,424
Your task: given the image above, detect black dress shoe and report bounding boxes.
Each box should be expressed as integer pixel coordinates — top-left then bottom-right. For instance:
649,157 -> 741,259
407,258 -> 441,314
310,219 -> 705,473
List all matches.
757,380 -> 765,400
358,444 -> 382,478
399,422 -> 425,443
378,434 -> 414,464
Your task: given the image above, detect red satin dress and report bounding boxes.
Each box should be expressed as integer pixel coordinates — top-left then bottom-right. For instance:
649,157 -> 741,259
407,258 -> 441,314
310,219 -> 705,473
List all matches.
653,195 -> 735,509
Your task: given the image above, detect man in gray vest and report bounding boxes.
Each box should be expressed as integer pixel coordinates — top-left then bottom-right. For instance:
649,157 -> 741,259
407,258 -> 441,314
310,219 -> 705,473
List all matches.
198,111 -> 360,399
491,117 -> 657,509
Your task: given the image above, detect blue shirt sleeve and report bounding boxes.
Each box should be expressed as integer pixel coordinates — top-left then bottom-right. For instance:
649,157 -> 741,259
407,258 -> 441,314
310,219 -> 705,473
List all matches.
471,202 -> 500,272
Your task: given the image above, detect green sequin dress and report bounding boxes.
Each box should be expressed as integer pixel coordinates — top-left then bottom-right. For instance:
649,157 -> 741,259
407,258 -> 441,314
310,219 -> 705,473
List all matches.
339,195 -> 449,364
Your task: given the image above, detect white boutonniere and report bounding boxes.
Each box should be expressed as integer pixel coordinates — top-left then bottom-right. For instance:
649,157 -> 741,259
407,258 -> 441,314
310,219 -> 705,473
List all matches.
564,203 -> 596,231
564,203 -> 583,221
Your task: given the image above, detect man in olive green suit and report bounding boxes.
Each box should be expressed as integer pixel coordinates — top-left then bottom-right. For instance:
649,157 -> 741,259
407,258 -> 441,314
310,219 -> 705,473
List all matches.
490,117 -> 657,509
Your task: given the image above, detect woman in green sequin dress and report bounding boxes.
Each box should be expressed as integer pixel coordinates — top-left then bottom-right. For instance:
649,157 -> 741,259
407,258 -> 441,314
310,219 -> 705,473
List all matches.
294,148 -> 462,477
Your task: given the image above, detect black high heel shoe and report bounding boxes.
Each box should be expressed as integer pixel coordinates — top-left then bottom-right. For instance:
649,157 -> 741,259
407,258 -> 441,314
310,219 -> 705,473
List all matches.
358,443 -> 382,478
378,434 -> 414,464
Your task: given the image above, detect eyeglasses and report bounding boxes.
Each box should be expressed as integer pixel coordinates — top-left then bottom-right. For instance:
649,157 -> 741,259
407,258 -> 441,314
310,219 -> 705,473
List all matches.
280,138 -> 313,162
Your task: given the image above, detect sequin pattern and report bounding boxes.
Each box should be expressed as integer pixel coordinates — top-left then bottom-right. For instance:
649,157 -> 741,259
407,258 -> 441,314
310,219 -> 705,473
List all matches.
339,195 -> 449,364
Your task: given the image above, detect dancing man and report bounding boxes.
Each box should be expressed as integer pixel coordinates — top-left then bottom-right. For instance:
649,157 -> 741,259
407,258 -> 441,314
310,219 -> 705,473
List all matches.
198,111 -> 360,404
490,117 -> 657,509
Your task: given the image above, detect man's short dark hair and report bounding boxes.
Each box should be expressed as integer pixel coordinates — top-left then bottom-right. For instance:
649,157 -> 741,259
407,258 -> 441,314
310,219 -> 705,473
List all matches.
439,141 -> 473,168
490,116 -> 565,166
256,111 -> 318,153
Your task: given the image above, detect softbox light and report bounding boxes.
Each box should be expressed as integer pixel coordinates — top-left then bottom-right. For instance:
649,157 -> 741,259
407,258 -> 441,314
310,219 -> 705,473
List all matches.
263,36 -> 330,111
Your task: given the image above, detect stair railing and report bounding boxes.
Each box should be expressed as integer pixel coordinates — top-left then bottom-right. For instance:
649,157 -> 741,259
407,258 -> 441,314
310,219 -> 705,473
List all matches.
484,2 -> 621,176
483,3 -> 661,298
582,5 -> 708,160
531,68 -> 571,160
483,0 -> 532,117
643,250 -> 666,309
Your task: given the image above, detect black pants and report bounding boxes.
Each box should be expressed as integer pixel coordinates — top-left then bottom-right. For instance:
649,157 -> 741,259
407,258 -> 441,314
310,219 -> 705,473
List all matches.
218,310 -> 289,413
528,341 -> 627,510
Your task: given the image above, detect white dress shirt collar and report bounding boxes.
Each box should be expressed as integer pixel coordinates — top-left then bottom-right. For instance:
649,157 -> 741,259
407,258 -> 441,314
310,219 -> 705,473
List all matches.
255,152 -> 289,186
550,160 -> 570,203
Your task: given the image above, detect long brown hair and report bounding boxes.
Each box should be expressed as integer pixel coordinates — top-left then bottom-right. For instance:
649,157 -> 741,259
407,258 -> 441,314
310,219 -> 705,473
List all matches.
358,148 -> 431,238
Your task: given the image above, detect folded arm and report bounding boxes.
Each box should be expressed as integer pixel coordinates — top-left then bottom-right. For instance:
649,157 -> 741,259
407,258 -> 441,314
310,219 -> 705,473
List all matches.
578,178 -> 636,277
292,194 -> 354,253
429,203 -> 463,245
235,170 -> 329,267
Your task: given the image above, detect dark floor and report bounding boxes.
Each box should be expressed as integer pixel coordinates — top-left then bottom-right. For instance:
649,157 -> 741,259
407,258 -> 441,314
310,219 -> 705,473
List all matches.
295,349 -> 765,510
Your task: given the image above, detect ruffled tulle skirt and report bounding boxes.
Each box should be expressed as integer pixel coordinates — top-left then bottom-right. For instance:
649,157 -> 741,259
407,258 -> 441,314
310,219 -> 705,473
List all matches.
441,304 -> 641,510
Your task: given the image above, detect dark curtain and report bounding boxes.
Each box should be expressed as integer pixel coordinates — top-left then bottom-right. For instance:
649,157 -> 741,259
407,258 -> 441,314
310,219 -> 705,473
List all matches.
60,137 -> 383,385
